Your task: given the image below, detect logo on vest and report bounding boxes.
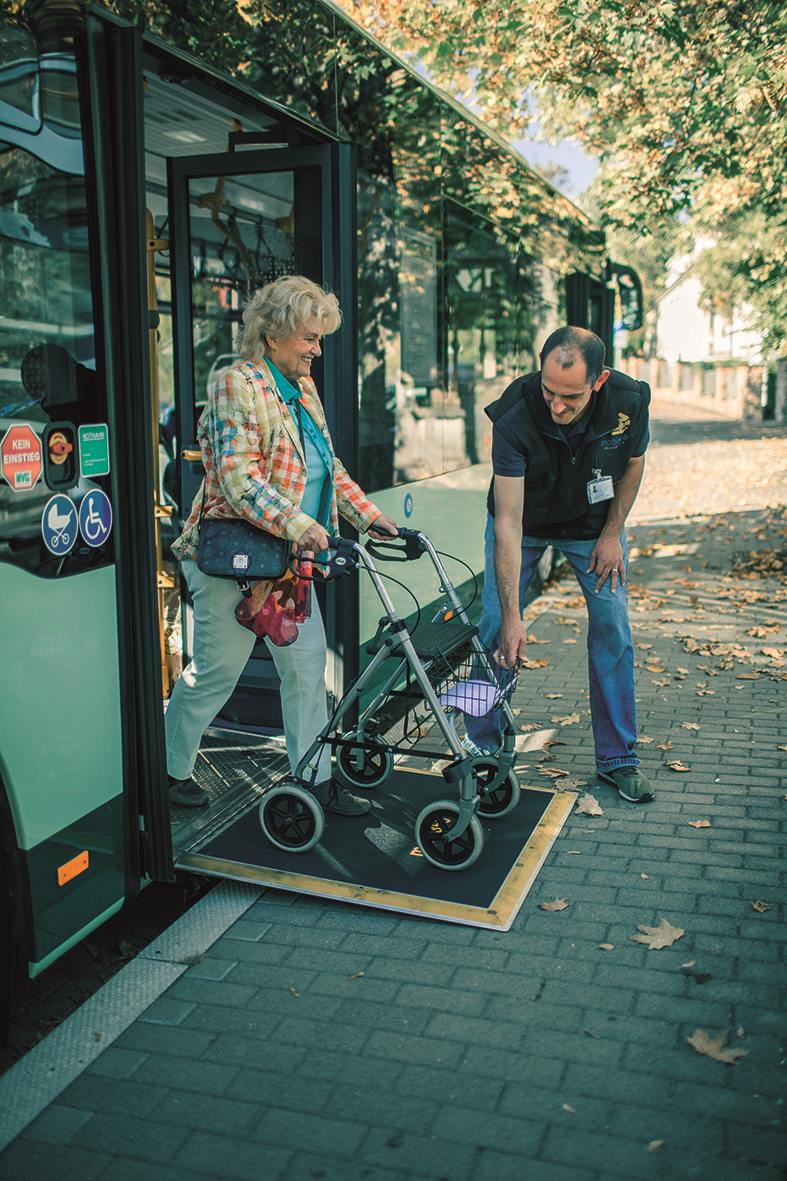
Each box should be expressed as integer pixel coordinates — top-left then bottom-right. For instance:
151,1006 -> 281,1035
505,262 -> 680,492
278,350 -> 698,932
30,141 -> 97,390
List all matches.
611,412 -> 631,436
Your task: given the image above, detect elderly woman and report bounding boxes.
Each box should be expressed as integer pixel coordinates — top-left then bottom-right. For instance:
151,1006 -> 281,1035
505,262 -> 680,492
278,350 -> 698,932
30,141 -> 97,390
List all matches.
165,276 -> 397,814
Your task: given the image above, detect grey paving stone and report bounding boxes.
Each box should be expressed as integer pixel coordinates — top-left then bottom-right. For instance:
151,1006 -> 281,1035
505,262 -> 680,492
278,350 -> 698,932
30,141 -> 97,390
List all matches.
220,918 -> 274,941
298,1049 -> 406,1090
432,1104 -> 543,1155
0,1140 -> 109,1181
498,1082 -> 610,1131
211,940 -> 291,966
244,986 -> 343,1022
175,1130 -> 291,1179
471,1151 -> 596,1181
185,957 -> 238,981
333,997 -> 432,1035
114,1021 -> 216,1059
258,923 -> 349,949
224,1067 -> 332,1113
364,1029 -> 464,1071
138,997 -> 196,1026
323,1085 -> 438,1135
283,1155 -> 407,1181
18,1104 -> 92,1146
365,957 -> 455,986
153,1089 -> 261,1136
396,982 -> 486,1015
57,1074 -> 169,1119
93,1160 -> 209,1181
394,1062 -> 505,1113
166,976 -> 259,1007
458,1045 -> 564,1088
251,1106 -> 366,1157
424,1011 -> 525,1051
199,1033 -> 305,1073
180,1002 -> 280,1038
562,1062 -> 675,1108
357,1126 -> 477,1181
129,1053 -> 236,1095
307,971 -> 402,1003
71,1112 -> 189,1162
85,1047 -> 148,1079
272,1016 -> 370,1055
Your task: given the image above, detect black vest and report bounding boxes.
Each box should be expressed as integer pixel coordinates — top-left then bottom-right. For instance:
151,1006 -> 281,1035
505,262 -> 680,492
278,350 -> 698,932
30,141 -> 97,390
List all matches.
485,368 -> 651,539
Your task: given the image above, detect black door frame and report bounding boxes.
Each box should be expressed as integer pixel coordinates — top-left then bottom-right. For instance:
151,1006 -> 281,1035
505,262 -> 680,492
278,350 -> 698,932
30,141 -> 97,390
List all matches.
83,14 -> 174,883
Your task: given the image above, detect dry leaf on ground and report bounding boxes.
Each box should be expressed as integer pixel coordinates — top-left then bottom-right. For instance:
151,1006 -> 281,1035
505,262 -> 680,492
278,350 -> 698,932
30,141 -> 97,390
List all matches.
522,657 -> 550,670
751,900 -> 771,913
666,760 -> 691,772
688,819 -> 711,828
648,1140 -> 665,1152
658,740 -> 674,750
681,722 -> 700,731
598,943 -> 615,952
686,1028 -> 748,1065
546,693 -> 563,699
637,735 -> 654,744
777,745 -> 787,752
631,918 -> 685,950
575,793 -> 604,816
737,672 -> 761,680
538,898 -> 570,912
550,713 -> 581,725
562,1104 -> 576,1114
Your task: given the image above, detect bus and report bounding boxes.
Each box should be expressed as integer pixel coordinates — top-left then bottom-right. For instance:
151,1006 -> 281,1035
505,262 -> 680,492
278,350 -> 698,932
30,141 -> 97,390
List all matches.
0,0 -> 642,1026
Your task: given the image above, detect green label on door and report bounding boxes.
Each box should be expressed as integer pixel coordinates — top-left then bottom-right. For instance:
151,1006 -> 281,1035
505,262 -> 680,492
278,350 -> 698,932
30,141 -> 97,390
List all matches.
78,423 -> 110,478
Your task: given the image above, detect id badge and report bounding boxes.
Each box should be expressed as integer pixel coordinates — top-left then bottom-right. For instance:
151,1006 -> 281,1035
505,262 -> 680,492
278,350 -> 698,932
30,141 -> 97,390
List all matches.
587,469 -> 614,505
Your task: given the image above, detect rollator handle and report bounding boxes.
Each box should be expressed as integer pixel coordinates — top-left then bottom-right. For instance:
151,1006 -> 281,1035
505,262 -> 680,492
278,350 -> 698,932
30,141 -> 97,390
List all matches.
365,527 -> 426,562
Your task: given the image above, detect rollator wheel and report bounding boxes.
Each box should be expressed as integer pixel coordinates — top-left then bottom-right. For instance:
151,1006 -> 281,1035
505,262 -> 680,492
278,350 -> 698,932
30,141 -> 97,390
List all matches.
415,800 -> 484,872
259,783 -> 324,853
336,736 -> 394,790
473,762 -> 521,819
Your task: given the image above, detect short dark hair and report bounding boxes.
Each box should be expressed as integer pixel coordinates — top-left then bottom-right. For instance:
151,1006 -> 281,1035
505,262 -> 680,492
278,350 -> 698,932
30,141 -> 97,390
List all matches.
540,326 -> 606,386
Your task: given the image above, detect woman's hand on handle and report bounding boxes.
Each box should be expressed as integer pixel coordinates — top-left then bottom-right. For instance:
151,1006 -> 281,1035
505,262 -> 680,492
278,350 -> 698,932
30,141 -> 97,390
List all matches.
296,522 -> 330,554
368,514 -> 399,537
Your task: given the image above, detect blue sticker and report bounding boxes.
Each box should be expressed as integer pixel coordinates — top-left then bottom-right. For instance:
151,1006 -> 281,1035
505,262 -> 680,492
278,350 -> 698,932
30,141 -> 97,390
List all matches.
78,489 -> 113,548
42,494 -> 78,556
403,493 -> 413,518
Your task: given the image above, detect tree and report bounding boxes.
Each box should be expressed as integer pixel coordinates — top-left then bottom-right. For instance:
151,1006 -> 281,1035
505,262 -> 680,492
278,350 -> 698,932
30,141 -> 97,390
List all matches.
336,0 -> 787,349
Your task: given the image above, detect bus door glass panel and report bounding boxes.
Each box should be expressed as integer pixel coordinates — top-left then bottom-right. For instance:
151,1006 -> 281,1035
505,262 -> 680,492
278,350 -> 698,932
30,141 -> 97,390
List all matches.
168,148 -> 331,729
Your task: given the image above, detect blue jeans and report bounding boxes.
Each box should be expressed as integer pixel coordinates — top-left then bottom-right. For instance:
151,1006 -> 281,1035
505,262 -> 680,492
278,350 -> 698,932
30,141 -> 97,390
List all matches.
466,515 -> 639,772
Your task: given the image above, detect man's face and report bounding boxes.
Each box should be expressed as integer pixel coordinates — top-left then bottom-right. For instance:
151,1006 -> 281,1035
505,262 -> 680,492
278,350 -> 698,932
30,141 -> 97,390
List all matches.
541,353 -> 607,425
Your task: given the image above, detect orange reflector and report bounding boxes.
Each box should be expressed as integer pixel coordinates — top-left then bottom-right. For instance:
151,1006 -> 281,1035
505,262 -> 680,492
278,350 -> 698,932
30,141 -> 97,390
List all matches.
57,850 -> 89,886
444,610 -> 454,621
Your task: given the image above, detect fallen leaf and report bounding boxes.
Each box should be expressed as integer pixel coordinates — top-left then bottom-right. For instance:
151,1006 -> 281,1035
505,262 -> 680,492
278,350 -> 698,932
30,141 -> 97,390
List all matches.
751,900 -> 771,913
640,873 -> 649,880
666,760 -> 691,772
563,638 -> 578,644
583,1028 -> 600,1038
658,740 -> 674,751
598,943 -> 615,951
94,1031 -> 104,1043
349,970 -> 366,979
778,745 -> 787,752
511,707 -> 523,716
648,1140 -> 665,1152
522,657 -> 550,669
736,1026 -> 745,1038
575,793 -> 604,816
550,713 -> 581,726
631,918 -> 685,950
637,735 -> 654,744
637,643 -> 654,650
538,898 -> 570,912
681,960 -> 696,969
538,766 -> 571,779
545,693 -> 563,699
526,633 -> 550,644
686,1028 -> 748,1065
288,986 -> 301,998
558,777 -> 587,790
562,1103 -> 576,1114
687,819 -> 711,828
565,850 -> 582,855
681,722 -> 700,731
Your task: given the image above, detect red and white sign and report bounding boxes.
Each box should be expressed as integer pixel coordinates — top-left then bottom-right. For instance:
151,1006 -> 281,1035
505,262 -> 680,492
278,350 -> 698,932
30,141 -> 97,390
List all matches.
1,423 -> 43,492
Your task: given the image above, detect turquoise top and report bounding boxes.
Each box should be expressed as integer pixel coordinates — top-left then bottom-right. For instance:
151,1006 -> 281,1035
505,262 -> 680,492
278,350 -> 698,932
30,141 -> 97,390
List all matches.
267,360 -> 333,528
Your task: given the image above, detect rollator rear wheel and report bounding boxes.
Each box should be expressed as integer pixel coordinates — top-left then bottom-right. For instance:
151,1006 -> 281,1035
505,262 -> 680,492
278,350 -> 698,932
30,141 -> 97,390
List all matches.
336,736 -> 394,790
473,762 -> 521,819
259,783 -> 324,853
415,800 -> 484,871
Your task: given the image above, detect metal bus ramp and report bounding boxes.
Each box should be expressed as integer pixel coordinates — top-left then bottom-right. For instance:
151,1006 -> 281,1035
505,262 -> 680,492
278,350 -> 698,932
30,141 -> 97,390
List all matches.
177,762 -> 575,931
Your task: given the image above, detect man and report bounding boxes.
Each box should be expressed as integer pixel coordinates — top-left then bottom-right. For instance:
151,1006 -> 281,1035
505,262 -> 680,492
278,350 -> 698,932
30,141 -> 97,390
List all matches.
465,325 -> 654,803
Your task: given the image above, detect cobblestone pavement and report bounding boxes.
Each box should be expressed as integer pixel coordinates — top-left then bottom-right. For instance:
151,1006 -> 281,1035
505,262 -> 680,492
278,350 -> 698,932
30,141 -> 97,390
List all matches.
1,399 -> 785,1181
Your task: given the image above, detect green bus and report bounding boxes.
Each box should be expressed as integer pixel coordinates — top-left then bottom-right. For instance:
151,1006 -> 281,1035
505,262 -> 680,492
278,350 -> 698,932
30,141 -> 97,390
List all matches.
0,0 -> 642,1028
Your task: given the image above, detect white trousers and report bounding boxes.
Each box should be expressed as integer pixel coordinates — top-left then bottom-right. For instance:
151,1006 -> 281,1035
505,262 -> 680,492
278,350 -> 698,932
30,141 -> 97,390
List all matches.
165,560 -> 331,783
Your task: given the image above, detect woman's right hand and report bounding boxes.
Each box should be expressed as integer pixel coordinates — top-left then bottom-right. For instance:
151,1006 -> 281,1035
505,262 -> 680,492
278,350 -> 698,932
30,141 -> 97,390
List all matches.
296,522 -> 330,554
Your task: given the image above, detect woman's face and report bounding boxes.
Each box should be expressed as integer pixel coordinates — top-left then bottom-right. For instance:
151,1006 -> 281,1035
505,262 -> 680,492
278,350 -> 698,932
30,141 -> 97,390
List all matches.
266,315 -> 323,382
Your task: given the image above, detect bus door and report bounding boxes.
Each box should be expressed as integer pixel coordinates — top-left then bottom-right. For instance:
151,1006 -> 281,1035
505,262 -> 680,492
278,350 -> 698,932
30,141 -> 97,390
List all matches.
166,144 -> 357,736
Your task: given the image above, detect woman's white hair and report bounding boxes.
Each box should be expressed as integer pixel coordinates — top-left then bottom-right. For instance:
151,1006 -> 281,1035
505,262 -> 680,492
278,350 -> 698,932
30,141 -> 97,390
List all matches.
239,275 -> 342,358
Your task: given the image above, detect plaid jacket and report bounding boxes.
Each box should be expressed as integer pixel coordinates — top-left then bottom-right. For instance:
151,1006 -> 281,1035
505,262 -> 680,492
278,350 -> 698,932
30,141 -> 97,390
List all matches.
172,357 -> 382,561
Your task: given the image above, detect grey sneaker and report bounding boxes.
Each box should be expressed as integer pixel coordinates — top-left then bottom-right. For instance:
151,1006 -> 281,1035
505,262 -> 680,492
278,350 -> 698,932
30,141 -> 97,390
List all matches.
312,780 -> 371,817
597,766 -> 655,804
168,776 -> 209,807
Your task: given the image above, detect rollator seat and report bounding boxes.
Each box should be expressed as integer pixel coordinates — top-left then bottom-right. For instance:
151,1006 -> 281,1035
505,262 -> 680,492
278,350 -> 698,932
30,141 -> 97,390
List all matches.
368,617 -> 477,659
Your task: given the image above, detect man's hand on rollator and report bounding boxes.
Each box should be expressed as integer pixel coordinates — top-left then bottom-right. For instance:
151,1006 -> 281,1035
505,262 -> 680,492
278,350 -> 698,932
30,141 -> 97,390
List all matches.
495,618 -> 528,669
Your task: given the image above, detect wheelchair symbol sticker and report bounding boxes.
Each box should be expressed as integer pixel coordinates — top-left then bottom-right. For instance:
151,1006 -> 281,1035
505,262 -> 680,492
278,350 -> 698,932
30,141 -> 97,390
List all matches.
42,495 -> 78,556
78,489 -> 113,548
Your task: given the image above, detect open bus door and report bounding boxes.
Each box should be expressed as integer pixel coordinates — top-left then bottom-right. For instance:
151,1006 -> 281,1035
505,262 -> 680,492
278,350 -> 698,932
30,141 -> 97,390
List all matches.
166,143 -> 357,736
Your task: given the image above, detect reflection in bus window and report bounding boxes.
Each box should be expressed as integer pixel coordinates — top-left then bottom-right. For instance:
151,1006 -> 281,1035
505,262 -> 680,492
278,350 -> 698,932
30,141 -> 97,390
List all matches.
0,121 -> 108,574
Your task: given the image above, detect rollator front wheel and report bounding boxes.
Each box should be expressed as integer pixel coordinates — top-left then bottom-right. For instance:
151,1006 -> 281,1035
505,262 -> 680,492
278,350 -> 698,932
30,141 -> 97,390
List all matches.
415,800 -> 484,871
259,782 -> 324,853
473,762 -> 521,819
336,735 -> 394,790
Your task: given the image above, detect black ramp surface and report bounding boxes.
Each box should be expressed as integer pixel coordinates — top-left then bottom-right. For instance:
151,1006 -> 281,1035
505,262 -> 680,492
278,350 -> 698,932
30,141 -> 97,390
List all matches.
184,768 -> 563,914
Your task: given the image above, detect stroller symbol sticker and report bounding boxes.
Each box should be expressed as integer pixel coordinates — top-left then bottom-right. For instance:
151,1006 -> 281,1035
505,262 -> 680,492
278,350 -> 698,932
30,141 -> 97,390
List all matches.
42,495 -> 77,555
78,490 -> 113,548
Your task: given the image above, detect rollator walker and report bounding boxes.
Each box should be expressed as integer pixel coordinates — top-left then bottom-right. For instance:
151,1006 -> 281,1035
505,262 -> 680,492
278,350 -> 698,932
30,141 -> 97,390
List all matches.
258,528 -> 521,871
